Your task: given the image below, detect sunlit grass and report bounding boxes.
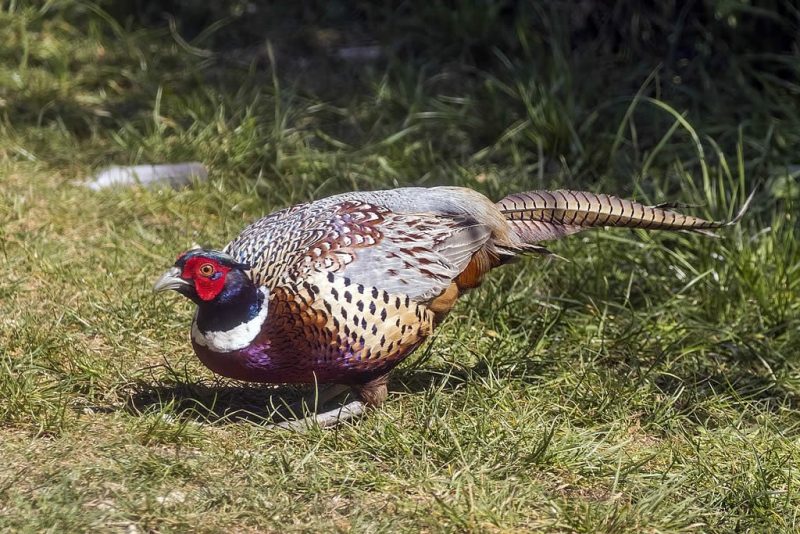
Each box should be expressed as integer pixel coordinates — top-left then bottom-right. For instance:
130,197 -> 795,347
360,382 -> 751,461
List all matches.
1,2 -> 798,532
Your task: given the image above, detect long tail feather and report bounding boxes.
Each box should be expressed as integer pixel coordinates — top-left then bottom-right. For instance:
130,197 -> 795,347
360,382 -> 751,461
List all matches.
497,189 -> 754,244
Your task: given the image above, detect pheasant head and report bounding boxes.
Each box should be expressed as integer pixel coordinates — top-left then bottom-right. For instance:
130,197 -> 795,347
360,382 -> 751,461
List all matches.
154,248 -> 268,340
153,249 -> 252,302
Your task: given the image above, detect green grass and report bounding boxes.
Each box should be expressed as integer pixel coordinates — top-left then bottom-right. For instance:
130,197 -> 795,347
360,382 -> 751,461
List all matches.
1,1 -> 799,532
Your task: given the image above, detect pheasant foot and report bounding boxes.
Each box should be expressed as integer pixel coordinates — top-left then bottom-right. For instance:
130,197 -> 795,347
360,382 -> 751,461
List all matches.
267,400 -> 366,431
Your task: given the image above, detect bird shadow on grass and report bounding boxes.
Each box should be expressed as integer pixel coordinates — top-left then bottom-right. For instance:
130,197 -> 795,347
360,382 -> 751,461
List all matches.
125,379 -> 318,426
123,375 -> 464,427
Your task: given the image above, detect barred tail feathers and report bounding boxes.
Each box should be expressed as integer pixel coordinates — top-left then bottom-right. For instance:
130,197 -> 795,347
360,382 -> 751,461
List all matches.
497,189 -> 753,245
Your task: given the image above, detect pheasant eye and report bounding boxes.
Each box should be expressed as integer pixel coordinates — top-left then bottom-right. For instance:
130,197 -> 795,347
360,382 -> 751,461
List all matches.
198,263 -> 215,277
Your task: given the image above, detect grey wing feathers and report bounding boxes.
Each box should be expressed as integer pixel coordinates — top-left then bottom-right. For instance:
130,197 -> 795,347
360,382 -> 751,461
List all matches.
341,214 -> 492,300
224,187 -> 506,302
338,187 -> 502,301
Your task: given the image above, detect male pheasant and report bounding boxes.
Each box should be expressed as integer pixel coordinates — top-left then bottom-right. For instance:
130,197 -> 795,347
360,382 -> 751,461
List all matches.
154,186 -> 750,428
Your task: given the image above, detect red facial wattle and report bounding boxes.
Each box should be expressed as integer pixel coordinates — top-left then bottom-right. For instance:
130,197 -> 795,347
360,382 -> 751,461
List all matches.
181,257 -> 231,301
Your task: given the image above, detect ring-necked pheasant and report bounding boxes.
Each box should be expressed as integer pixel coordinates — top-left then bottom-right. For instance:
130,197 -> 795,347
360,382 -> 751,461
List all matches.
154,186 -> 750,428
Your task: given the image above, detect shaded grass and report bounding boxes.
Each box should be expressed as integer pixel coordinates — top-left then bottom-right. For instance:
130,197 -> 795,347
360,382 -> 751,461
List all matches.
1,1 -> 799,532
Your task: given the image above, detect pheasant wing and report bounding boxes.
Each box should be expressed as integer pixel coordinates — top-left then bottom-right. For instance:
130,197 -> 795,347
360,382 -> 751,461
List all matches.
224,187 -> 499,302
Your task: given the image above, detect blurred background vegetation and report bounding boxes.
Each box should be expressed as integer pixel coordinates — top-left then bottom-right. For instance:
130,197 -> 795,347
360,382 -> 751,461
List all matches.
2,0 -> 798,201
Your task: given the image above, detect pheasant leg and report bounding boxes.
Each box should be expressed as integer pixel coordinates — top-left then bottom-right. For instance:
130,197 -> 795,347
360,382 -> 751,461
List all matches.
352,375 -> 389,407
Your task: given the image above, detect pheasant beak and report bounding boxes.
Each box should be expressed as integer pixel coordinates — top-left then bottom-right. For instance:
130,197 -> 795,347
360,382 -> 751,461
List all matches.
153,266 -> 191,293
